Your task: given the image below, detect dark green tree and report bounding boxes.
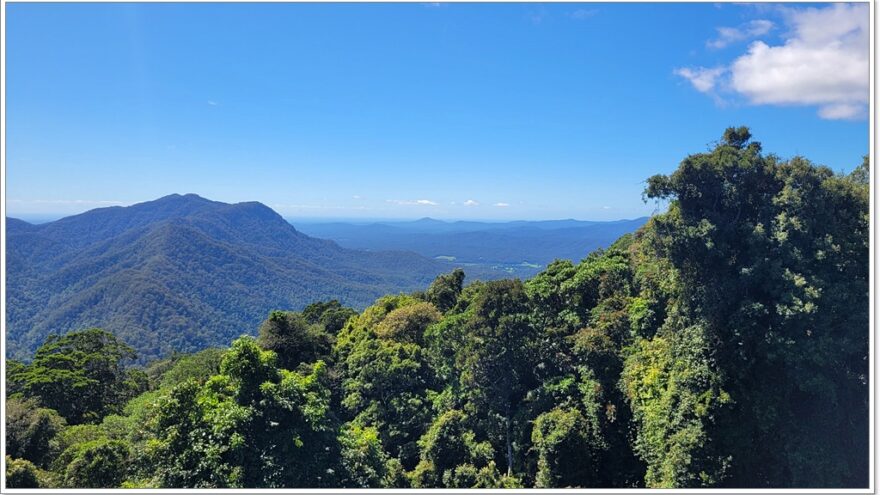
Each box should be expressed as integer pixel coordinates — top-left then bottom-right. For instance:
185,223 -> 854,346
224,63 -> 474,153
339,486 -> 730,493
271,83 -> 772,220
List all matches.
532,407 -> 595,487
459,279 -> 538,476
426,269 -> 465,313
337,423 -> 392,488
375,302 -> 441,345
158,348 -> 226,388
638,127 -> 869,487
5,397 -> 66,468
6,359 -> 27,398
62,439 -> 130,488
17,329 -> 139,424
302,300 -> 358,334
6,456 -> 41,488
410,409 -> 505,488
334,295 -> 437,470
257,310 -> 333,369
338,338 -> 435,468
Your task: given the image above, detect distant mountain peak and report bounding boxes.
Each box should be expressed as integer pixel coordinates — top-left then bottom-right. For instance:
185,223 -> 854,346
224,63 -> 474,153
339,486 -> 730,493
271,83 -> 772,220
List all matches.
413,217 -> 445,224
218,200 -> 293,228
150,193 -> 216,205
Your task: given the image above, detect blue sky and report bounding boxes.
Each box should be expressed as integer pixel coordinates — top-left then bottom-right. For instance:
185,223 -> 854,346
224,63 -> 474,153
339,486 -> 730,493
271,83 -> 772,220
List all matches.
5,2 -> 870,221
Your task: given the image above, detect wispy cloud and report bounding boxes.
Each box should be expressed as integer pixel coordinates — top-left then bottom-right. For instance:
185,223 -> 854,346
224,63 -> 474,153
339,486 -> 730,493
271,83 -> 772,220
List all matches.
463,199 -> 479,207
8,199 -> 127,206
674,66 -> 725,93
494,202 -> 510,208
526,7 -> 548,25
707,19 -> 773,49
207,100 -> 219,106
675,4 -> 868,120
570,8 -> 598,20
817,103 -> 864,120
386,199 -> 439,206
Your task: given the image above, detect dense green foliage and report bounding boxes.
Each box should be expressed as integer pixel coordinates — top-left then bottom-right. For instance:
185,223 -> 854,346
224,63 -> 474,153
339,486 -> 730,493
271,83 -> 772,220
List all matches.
145,338 -> 337,487
637,128 -> 869,487
5,398 -> 66,469
5,457 -> 41,488
4,129 -> 868,489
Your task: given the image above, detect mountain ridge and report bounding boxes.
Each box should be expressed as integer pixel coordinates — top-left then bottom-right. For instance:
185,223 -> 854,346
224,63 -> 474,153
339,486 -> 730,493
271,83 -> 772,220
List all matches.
5,195 -> 504,362
296,216 -> 649,267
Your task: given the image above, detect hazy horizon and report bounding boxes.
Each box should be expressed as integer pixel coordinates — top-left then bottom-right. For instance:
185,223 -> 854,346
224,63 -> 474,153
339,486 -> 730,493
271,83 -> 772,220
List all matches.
6,193 -> 655,225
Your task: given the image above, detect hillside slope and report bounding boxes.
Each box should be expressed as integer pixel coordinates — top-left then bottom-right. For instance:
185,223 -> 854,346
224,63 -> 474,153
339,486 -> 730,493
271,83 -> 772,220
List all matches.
5,194 -> 494,361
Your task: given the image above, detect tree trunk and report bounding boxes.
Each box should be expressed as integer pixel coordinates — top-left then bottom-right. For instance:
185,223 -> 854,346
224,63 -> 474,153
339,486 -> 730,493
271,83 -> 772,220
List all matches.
505,410 -> 513,476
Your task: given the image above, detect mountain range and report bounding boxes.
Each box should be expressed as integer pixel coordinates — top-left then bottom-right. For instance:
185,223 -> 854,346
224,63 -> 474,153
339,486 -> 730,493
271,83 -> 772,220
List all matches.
295,216 -> 649,270
5,194 -> 504,362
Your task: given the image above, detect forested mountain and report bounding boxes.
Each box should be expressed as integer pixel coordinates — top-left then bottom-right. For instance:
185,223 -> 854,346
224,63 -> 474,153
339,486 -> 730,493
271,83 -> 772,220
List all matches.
297,216 -> 648,273
5,129 -> 870,489
5,194 -> 504,362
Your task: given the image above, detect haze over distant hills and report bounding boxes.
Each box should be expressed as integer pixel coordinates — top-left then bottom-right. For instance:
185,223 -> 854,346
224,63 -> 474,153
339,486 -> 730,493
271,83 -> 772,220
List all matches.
5,194 -> 510,362
296,216 -> 649,272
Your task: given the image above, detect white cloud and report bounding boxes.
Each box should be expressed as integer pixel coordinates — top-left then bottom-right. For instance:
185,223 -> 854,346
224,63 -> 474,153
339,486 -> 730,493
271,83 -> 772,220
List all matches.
707,19 -> 773,49
731,4 -> 868,119
674,66 -> 725,93
817,103 -> 864,120
207,100 -> 218,106
386,199 -> 438,206
675,4 -> 868,120
463,199 -> 479,207
493,202 -> 510,208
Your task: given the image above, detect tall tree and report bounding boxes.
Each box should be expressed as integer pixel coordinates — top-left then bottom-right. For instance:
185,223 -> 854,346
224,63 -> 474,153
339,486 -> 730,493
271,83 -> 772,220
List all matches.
638,128 -> 869,487
16,329 -> 139,424
334,296 -> 438,470
257,310 -> 333,369
459,279 -> 538,476
426,269 -> 465,313
5,398 -> 66,468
